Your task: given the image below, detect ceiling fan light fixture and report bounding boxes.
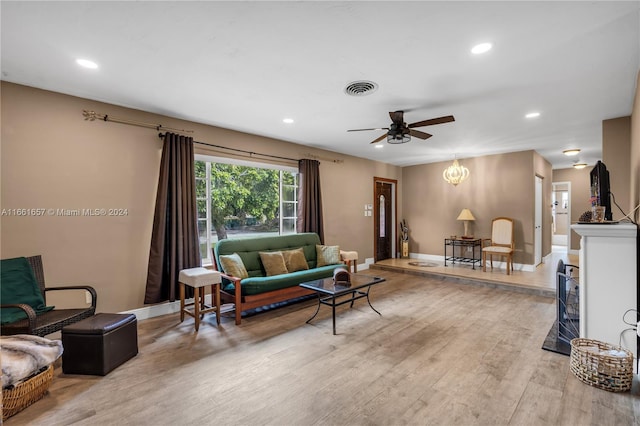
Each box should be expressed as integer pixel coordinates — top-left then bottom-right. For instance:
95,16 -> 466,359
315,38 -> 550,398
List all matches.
573,163 -> 588,169
443,159 -> 470,186
387,132 -> 411,144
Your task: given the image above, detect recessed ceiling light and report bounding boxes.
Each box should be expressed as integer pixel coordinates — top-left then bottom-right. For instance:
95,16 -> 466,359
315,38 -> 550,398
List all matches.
76,58 -> 98,69
374,144 -> 384,149
525,112 -> 541,119
563,149 -> 581,156
471,42 -> 492,55
573,163 -> 587,169
282,118 -> 294,124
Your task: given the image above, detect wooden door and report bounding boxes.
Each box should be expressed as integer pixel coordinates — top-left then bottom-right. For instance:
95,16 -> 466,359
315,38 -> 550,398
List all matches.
375,181 -> 393,261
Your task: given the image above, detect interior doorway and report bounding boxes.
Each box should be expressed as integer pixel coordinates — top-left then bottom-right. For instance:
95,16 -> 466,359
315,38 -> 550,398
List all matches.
373,177 -> 397,262
535,175 -> 543,266
551,182 -> 571,251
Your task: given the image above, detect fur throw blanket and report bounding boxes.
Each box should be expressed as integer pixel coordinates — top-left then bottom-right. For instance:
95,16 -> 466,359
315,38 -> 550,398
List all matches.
1,335 -> 63,388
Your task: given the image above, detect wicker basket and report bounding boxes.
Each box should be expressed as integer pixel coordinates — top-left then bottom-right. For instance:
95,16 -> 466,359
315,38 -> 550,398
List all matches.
1,364 -> 54,421
570,338 -> 633,392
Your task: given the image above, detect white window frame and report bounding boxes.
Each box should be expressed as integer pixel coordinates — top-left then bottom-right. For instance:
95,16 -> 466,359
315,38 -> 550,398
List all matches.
195,154 -> 298,265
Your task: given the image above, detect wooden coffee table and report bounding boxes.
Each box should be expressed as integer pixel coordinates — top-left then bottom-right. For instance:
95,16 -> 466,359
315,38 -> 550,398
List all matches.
299,274 -> 385,335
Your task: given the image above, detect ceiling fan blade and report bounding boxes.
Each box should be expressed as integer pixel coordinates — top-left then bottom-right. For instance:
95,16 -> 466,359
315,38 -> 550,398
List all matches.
389,111 -> 404,125
408,115 -> 455,128
348,127 -> 389,132
370,133 -> 388,144
409,129 -> 432,140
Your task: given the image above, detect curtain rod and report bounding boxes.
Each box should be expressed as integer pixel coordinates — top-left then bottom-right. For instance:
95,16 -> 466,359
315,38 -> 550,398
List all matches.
82,110 -> 194,134
158,133 -> 299,163
159,134 -> 343,164
82,110 -> 342,164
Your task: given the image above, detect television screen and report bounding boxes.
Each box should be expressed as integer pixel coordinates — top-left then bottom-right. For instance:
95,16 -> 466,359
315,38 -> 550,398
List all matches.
590,160 -> 612,221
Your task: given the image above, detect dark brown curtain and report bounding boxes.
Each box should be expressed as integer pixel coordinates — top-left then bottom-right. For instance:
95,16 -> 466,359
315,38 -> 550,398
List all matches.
144,132 -> 200,304
297,159 -> 324,243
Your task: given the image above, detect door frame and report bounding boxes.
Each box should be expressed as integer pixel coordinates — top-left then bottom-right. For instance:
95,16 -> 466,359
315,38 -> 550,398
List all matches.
552,181 -> 572,249
373,177 -> 398,261
535,175 -> 543,266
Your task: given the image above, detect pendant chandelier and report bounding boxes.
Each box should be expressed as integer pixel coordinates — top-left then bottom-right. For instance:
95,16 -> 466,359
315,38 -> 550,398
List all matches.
442,158 -> 470,186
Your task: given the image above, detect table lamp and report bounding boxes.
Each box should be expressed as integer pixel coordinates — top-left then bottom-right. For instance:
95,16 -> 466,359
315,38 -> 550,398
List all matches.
457,208 -> 475,238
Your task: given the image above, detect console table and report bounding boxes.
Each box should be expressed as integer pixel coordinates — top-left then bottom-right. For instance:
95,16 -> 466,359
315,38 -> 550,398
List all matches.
444,238 -> 482,269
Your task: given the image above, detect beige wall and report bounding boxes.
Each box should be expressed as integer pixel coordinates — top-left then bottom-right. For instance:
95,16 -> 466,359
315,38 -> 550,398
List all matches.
552,167 -> 592,251
603,116 -> 631,219
402,150 -> 552,266
1,82 -> 401,313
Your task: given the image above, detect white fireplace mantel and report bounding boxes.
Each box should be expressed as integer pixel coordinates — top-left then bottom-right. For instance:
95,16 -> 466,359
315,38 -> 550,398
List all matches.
571,222 -> 638,367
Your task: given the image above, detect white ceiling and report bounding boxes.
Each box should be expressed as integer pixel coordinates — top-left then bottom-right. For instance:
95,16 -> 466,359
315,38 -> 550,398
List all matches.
2,1 -> 639,168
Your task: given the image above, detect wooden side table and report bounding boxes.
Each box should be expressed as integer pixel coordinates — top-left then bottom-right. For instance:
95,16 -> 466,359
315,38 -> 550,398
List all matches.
178,267 -> 222,331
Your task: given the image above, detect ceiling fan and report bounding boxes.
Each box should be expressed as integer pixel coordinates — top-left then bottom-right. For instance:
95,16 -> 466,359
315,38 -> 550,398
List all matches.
348,111 -> 455,144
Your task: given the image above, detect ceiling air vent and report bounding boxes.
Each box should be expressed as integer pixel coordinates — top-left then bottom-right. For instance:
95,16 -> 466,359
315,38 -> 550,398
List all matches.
344,80 -> 378,96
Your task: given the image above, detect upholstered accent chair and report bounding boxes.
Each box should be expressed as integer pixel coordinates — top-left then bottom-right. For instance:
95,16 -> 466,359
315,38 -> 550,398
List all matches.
482,217 -> 515,275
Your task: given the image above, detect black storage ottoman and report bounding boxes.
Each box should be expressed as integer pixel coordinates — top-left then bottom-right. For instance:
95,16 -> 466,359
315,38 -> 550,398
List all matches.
62,313 -> 138,376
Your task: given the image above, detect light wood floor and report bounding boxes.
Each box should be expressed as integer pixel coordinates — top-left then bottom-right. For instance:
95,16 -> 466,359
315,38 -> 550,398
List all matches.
9,269 -> 638,425
371,247 -> 579,298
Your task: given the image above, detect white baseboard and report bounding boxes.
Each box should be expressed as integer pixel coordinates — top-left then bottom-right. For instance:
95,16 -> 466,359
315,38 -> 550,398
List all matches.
408,252 -> 535,272
361,258 -> 374,270
121,294 -> 234,321
409,252 -> 444,262
121,300 -> 182,321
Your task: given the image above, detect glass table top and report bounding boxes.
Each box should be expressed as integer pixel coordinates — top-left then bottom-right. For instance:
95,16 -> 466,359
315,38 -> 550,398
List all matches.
299,273 -> 385,295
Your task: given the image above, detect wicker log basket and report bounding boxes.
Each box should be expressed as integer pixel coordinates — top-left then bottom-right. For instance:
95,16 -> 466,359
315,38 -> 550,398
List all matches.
570,338 -> 633,392
1,364 -> 54,421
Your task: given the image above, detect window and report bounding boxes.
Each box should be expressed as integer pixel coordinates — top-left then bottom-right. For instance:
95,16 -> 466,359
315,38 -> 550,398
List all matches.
195,156 -> 298,264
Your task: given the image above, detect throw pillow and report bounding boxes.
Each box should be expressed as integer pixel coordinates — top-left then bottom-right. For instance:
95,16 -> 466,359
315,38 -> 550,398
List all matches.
0,257 -> 54,325
259,251 -> 289,276
218,253 -> 249,279
282,248 -> 309,273
316,244 -> 340,267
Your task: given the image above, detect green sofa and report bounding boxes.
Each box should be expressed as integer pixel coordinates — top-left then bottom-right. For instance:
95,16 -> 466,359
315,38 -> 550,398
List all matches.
213,233 -> 344,325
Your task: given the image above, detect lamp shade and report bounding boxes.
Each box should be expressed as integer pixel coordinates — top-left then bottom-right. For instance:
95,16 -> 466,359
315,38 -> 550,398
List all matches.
457,208 -> 475,221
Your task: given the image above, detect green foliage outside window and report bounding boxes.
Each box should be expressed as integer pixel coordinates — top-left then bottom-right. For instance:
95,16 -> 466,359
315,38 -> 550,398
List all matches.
196,160 -> 298,261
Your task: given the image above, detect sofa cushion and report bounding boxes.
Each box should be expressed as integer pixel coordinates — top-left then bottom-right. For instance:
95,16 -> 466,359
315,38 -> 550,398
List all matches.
259,251 -> 288,276
224,264 -> 342,296
218,253 -> 249,279
316,245 -> 340,267
282,248 -> 309,273
215,233 -> 323,275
